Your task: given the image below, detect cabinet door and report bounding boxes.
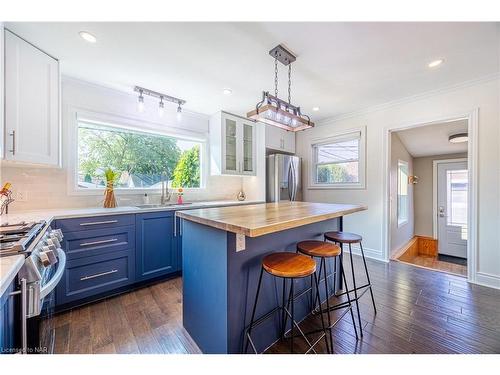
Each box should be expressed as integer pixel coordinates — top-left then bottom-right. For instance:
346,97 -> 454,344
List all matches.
222,114 -> 238,174
265,124 -> 284,151
282,129 -> 296,153
4,30 -> 60,165
135,212 -> 178,281
241,121 -> 256,175
0,280 -> 19,353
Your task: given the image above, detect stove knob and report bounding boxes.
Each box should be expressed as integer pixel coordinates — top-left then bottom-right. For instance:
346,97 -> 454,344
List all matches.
48,236 -> 61,248
53,229 -> 63,241
38,251 -> 51,267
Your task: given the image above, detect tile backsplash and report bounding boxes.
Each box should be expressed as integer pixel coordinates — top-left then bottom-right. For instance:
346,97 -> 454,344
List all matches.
0,164 -> 248,212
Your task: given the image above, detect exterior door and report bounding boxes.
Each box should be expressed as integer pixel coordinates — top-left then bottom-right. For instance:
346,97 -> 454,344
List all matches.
437,161 -> 468,258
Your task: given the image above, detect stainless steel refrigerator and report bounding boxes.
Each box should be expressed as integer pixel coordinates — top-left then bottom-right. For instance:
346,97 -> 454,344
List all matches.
266,154 -> 301,202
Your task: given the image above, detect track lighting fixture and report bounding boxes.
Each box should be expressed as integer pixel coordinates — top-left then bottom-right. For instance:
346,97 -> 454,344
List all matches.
134,86 -> 186,118
137,90 -> 145,113
158,96 -> 165,117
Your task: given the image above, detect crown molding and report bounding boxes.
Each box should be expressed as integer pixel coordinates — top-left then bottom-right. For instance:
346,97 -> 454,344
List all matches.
316,72 -> 500,126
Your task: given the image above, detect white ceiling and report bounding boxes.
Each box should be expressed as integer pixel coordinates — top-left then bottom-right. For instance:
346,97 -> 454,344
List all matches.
395,119 -> 468,157
5,22 -> 499,121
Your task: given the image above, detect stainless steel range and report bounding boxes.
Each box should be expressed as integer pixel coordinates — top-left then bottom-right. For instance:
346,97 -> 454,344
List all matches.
1,220 -> 66,354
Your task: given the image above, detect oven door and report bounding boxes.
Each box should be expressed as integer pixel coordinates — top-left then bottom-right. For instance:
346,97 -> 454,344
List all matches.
27,248 -> 66,354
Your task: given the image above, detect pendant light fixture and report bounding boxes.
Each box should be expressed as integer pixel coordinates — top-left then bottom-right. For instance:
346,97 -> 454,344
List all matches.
247,44 -> 314,132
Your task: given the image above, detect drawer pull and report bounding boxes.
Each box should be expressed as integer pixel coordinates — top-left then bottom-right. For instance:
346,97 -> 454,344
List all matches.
79,220 -> 118,226
80,238 -> 119,247
80,269 -> 118,281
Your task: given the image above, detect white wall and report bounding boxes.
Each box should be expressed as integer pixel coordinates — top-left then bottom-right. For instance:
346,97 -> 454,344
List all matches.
413,152 -> 467,237
390,133 -> 414,256
1,78 -> 254,211
296,77 -> 500,289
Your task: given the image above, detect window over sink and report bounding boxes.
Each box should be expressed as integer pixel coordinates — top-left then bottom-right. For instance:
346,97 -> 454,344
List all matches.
309,128 -> 366,189
76,120 -> 203,191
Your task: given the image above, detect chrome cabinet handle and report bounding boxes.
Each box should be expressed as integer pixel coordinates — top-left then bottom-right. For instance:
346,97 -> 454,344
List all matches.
173,214 -> 177,237
9,130 -> 16,155
80,269 -> 118,281
79,220 -> 118,226
9,278 -> 27,354
80,238 -> 118,247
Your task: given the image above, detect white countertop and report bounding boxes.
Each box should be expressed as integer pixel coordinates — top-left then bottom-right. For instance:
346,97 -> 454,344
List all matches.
0,200 -> 264,225
0,255 -> 24,297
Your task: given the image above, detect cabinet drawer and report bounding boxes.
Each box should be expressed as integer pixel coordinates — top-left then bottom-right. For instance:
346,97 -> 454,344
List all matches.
57,250 -> 134,305
55,214 -> 134,233
62,226 -> 134,260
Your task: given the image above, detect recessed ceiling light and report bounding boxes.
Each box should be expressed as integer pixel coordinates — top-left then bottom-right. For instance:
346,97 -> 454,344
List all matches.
428,59 -> 444,68
312,107 -> 320,111
79,31 -> 97,43
223,88 -> 233,95
449,133 -> 468,143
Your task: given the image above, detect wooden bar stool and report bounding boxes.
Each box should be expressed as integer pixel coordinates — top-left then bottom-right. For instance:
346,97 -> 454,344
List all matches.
297,240 -> 359,350
324,231 -> 377,337
244,252 -> 329,354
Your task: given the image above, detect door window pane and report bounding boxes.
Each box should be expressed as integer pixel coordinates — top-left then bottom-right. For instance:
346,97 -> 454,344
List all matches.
447,169 -> 468,239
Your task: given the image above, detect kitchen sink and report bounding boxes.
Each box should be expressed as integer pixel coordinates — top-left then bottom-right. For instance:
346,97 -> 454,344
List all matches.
135,202 -> 193,209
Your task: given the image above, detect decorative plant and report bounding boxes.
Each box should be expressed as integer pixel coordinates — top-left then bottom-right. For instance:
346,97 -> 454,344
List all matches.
103,168 -> 120,208
177,187 -> 184,204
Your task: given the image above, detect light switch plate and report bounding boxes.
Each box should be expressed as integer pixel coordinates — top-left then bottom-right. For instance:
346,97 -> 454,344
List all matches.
14,191 -> 28,202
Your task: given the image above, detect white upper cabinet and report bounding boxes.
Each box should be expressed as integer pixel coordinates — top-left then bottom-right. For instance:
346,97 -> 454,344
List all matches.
4,30 -> 60,166
265,124 -> 295,154
209,111 -> 257,176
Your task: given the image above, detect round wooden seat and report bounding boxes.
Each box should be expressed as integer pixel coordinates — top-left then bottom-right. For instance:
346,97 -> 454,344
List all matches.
262,252 -> 316,278
324,231 -> 362,244
297,240 -> 341,258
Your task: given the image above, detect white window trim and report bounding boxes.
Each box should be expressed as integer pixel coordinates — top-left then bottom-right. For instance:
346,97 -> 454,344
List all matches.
397,159 -> 409,227
308,127 -> 366,190
66,107 -> 208,196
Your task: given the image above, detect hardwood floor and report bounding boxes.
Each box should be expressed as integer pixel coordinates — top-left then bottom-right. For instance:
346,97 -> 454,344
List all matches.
53,255 -> 500,354
397,254 -> 467,277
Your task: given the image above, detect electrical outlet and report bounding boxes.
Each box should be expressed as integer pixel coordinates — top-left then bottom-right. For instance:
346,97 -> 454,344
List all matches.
14,191 -> 28,202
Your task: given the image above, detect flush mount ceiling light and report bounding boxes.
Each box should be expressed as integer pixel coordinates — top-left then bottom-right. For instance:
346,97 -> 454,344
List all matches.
79,31 -> 97,43
312,106 -> 320,111
134,86 -> 186,119
247,44 -> 314,132
428,59 -> 444,68
449,133 -> 468,143
223,88 -> 233,95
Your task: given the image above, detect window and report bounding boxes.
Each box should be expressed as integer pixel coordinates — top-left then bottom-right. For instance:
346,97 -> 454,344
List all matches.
446,169 -> 468,240
310,129 -> 365,188
77,121 -> 202,190
397,160 -> 409,226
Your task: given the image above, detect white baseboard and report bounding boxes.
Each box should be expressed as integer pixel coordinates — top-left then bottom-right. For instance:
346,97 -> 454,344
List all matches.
345,244 -> 387,263
474,272 -> 500,290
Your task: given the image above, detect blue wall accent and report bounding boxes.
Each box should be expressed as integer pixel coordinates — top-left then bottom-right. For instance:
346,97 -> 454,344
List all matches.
182,221 -> 228,353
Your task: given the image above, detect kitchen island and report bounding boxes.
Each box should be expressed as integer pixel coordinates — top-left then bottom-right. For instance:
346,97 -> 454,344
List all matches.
177,201 -> 367,354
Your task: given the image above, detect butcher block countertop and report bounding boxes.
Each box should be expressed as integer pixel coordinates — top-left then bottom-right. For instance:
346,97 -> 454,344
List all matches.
176,201 -> 367,237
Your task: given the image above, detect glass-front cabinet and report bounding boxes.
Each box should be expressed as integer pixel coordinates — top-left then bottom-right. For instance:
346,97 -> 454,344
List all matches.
211,112 -> 256,176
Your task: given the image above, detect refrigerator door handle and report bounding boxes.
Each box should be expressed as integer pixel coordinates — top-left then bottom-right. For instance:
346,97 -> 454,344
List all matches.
290,161 -> 296,201
292,161 -> 297,201
287,163 -> 293,201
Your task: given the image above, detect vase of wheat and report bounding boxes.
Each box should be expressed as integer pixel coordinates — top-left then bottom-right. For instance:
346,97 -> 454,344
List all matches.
103,168 -> 119,208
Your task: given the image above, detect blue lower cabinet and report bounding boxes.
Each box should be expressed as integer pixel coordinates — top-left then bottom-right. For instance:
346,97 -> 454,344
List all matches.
56,249 -> 134,306
0,280 -> 19,354
135,211 -> 179,281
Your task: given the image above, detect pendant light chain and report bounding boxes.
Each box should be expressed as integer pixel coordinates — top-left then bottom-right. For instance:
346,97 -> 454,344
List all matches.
288,64 -> 292,104
274,55 -> 279,97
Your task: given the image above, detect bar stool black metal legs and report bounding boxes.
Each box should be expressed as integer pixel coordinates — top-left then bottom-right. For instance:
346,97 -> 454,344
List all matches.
244,252 -> 329,354
297,241 -> 359,352
324,231 -> 377,338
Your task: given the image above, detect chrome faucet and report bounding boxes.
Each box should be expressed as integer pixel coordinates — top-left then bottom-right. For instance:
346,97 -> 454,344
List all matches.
160,173 -> 172,205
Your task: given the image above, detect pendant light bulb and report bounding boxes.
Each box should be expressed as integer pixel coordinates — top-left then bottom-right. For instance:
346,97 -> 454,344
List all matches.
158,97 -> 165,117
137,91 -> 145,113
176,104 -> 182,121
